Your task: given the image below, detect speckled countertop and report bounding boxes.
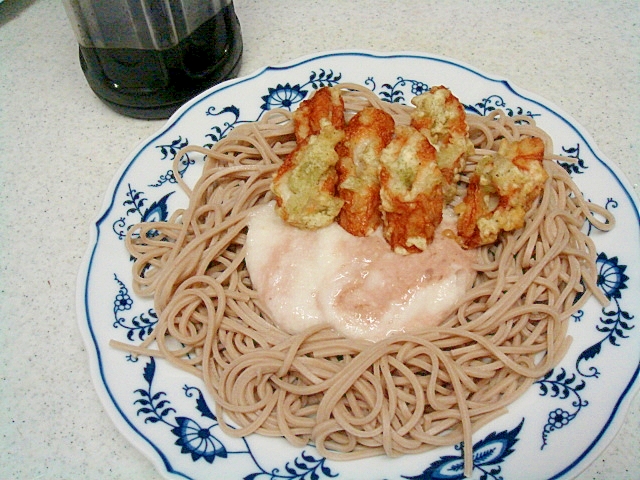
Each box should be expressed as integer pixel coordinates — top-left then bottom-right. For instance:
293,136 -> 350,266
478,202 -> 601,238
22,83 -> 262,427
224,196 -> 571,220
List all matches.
1,0 -> 638,478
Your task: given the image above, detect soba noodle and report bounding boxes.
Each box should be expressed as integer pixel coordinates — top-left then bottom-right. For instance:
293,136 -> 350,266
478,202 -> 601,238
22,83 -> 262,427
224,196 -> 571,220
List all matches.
113,84 -> 614,477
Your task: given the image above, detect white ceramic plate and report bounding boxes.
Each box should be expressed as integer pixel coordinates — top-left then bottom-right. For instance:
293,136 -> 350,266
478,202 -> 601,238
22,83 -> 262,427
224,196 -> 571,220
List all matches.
77,51 -> 640,480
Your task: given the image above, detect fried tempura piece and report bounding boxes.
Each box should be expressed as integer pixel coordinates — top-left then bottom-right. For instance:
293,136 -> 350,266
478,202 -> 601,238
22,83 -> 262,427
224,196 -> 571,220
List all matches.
411,86 -> 474,201
455,136 -> 549,249
271,86 -> 348,229
379,125 -> 445,254
336,107 -> 396,237
293,86 -> 346,142
271,125 -> 346,230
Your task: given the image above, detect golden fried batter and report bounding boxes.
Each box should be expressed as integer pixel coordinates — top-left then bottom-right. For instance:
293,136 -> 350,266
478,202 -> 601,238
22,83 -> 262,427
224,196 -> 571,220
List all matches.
293,86 -> 346,143
411,86 -> 474,201
271,87 -> 348,230
272,125 -> 346,229
379,125 -> 445,254
336,107 -> 395,237
455,136 -> 548,249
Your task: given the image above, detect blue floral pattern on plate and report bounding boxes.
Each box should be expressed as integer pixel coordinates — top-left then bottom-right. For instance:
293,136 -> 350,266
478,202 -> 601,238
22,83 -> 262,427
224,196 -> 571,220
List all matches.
78,51 -> 640,480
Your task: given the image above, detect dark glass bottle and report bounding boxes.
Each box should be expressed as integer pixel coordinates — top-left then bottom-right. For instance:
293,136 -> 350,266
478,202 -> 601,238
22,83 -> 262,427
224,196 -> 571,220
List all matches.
66,1 -> 242,119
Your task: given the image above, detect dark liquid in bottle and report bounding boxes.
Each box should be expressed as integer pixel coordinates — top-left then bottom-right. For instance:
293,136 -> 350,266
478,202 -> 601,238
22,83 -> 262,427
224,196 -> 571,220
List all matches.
79,3 -> 242,119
